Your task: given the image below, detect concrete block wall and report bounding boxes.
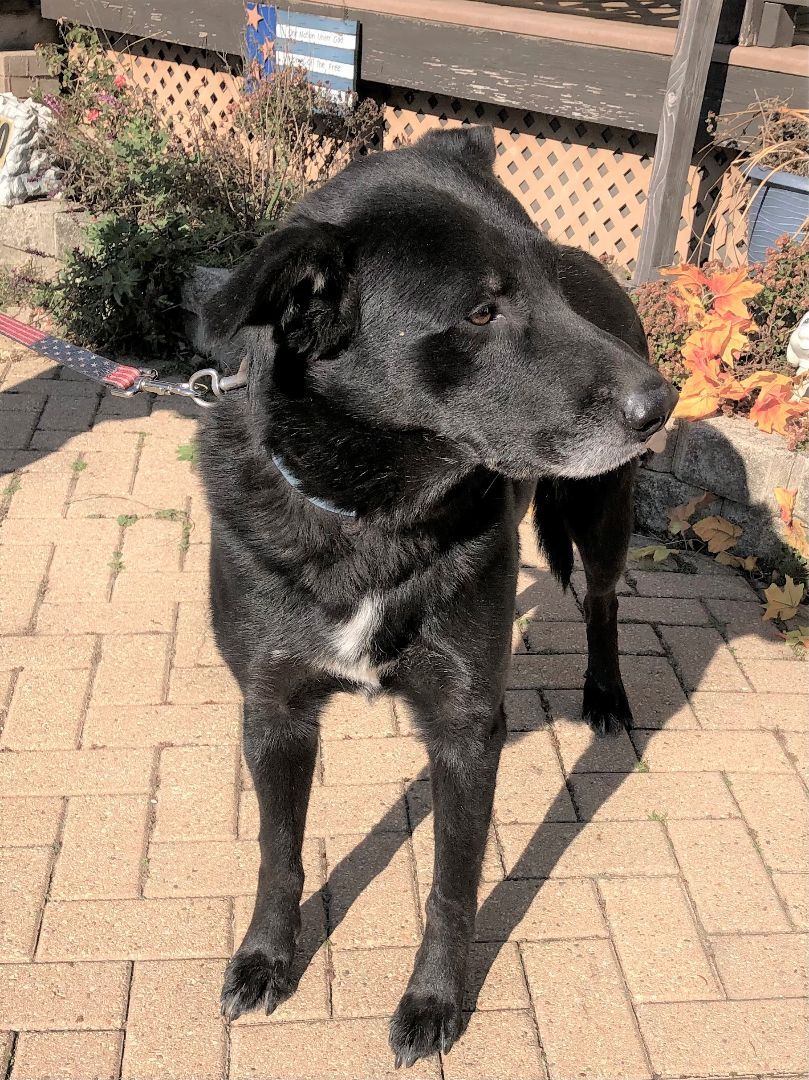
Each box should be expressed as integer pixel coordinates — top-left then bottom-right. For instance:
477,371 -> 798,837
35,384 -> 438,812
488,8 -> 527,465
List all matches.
0,50 -> 59,98
0,200 -> 89,279
636,415 -> 808,565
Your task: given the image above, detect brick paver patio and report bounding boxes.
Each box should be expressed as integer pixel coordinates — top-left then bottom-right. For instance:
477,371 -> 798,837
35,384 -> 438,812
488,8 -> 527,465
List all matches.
0,336 -> 807,1080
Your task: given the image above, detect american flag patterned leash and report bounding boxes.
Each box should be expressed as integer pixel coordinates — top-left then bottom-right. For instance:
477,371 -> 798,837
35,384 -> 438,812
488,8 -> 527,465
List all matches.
0,312 -> 147,391
0,313 -> 247,407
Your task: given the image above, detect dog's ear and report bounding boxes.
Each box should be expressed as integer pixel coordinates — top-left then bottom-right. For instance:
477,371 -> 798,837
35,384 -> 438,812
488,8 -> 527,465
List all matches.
205,218 -> 355,362
416,125 -> 497,171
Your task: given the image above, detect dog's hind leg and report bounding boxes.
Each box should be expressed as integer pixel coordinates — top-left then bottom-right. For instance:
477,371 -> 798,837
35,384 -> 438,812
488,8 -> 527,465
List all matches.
220,676 -> 325,1021
557,463 -> 636,736
389,694 -> 507,1067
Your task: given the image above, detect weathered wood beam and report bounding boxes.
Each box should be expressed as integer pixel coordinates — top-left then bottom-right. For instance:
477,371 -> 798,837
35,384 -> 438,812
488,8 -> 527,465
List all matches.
633,0 -> 725,284
741,0 -> 809,44
740,0 -> 766,44
758,2 -> 798,46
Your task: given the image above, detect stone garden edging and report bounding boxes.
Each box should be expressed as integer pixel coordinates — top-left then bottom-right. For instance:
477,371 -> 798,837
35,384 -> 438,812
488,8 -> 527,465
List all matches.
637,414 -> 807,564
0,197 -> 89,277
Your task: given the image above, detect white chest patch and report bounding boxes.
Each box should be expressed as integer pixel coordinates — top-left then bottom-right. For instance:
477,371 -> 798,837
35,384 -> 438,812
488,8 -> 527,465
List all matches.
324,593 -> 384,689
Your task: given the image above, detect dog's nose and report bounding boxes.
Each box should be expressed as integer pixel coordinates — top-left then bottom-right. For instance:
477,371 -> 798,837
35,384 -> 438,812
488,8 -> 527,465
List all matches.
622,382 -> 677,437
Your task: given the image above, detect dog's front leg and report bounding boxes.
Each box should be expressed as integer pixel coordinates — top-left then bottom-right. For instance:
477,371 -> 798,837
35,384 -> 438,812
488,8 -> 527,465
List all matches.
561,463 -> 636,736
220,690 -> 319,1020
390,701 -> 506,1067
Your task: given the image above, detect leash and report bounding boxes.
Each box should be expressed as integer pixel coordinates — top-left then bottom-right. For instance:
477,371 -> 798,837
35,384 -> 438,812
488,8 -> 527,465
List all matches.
0,312 -> 354,517
0,313 -> 247,408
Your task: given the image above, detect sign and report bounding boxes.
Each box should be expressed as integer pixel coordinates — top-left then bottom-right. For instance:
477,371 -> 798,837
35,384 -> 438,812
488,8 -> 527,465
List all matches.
244,5 -> 359,99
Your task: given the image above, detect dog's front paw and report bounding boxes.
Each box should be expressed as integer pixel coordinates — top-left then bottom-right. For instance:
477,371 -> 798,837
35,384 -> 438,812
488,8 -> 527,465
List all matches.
220,948 -> 296,1021
582,672 -> 632,737
389,991 -> 462,1068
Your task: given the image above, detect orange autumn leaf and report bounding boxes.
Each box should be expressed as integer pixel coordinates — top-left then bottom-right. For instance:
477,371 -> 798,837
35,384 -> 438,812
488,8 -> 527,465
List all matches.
681,326 -> 725,375
660,264 -> 709,326
660,264 -> 707,290
676,314 -> 750,422
786,517 -> 809,559
695,314 -> 751,368
674,364 -> 748,421
752,398 -> 804,436
702,267 -> 763,320
774,487 -> 797,525
717,374 -> 750,401
772,488 -> 809,557
692,514 -> 742,553
680,317 -> 750,374
673,370 -> 724,420
741,370 -> 781,393
680,341 -> 722,378
741,372 -> 809,436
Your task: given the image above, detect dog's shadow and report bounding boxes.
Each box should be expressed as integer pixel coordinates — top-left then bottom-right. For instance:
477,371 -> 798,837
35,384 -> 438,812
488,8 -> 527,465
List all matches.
0,365 -> 798,1039
286,478 -> 796,1028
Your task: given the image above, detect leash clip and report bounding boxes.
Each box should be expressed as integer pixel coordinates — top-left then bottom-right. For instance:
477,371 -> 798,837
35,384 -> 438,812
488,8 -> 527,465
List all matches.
110,359 -> 249,409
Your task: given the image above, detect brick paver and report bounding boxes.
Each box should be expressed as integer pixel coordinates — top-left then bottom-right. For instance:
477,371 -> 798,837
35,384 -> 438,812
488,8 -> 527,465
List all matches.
122,960 -> 227,1080
522,938 -> 652,1079
11,1031 -> 123,1080
0,339 -> 806,1078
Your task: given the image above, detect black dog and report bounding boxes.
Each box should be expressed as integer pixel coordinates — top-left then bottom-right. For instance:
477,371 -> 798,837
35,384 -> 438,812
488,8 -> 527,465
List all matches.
198,125 -> 677,1067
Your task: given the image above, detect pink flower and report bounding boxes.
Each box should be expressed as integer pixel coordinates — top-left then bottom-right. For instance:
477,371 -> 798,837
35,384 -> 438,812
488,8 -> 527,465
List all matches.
84,108 -> 101,123
114,73 -> 126,89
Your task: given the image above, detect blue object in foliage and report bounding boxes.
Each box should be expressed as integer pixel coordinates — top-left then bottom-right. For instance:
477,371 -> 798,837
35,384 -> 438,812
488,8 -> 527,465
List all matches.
747,164 -> 809,263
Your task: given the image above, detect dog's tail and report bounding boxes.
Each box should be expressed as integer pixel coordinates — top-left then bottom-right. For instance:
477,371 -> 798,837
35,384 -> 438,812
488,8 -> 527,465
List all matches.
531,479 -> 574,589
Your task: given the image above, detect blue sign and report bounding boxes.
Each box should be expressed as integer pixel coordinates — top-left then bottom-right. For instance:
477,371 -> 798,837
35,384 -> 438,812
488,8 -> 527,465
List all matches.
244,5 -> 359,98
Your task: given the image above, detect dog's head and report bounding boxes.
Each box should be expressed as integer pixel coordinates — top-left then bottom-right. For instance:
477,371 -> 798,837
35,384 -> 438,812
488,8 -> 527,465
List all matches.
206,125 -> 676,480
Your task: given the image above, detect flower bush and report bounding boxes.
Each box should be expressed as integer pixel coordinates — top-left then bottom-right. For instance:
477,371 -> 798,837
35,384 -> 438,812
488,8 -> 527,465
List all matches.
634,238 -> 809,449
33,25 -> 380,359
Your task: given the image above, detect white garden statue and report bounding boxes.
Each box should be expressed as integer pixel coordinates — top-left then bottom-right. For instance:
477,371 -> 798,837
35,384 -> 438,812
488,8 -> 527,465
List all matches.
0,93 -> 62,207
787,311 -> 809,400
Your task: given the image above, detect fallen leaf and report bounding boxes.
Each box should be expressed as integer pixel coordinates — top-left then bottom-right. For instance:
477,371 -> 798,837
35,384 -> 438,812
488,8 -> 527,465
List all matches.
715,551 -> 758,571
667,492 -> 717,536
786,517 -> 809,560
762,576 -> 806,621
692,515 -> 743,553
782,625 -> 809,650
774,486 -> 797,525
629,544 -> 672,563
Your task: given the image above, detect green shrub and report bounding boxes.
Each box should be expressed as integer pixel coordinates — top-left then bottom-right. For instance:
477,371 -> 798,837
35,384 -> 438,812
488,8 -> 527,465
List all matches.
748,236 -> 809,375
35,25 -> 380,361
631,277 -> 691,386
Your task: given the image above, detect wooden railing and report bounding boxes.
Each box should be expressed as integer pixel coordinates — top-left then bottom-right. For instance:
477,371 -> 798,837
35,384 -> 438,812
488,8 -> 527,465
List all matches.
37,0 -> 808,280
740,0 -> 809,46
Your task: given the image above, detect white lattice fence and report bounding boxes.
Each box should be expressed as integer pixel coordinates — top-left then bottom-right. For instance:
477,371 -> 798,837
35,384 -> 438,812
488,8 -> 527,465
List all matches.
111,37 -> 243,136
383,89 -> 746,271
107,39 -> 747,271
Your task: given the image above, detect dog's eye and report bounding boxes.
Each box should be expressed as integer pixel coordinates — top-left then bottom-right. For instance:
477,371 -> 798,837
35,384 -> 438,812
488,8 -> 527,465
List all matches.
468,304 -> 497,326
